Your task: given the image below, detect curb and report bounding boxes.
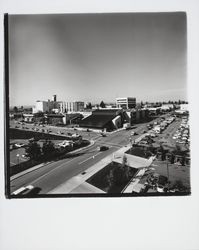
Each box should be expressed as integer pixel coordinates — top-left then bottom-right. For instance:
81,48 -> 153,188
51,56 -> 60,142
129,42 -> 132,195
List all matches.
10,140 -> 95,181
10,162 -> 51,181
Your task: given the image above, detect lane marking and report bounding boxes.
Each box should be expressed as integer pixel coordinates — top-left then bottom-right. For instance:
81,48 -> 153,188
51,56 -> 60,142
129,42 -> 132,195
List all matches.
78,152 -> 101,165
29,157 -> 80,185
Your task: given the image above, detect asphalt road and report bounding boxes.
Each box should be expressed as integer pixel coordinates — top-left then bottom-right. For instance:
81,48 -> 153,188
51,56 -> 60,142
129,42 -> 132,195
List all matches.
10,123 -> 149,194
10,114 -> 170,195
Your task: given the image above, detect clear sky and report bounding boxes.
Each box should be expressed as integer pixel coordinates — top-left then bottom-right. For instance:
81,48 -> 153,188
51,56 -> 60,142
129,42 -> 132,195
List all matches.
9,12 -> 187,106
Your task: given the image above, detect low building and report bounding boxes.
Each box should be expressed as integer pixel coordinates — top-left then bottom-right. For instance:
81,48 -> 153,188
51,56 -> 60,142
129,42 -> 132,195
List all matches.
147,107 -> 161,116
126,109 -> 149,125
23,114 -> 35,123
160,104 -> 174,112
45,114 -> 64,125
62,113 -> 83,125
79,109 -> 125,131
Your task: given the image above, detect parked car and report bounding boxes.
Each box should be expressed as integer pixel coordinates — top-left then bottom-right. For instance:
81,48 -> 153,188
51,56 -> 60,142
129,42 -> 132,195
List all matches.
22,153 -> 30,159
14,143 -> 25,148
12,185 -> 34,196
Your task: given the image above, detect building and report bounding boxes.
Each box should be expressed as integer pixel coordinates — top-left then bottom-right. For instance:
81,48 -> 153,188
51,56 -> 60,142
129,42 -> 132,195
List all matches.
160,104 -> 174,112
79,109 -> 126,131
33,95 -> 60,113
45,114 -> 64,125
180,104 -> 189,112
62,113 -> 83,125
125,109 -> 149,125
33,100 -> 51,113
59,101 -> 85,113
116,97 -> 136,109
23,114 -> 35,123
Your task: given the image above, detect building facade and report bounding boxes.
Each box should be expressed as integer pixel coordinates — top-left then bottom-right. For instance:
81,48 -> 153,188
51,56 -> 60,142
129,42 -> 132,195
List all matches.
59,101 -> 85,113
116,97 -> 136,109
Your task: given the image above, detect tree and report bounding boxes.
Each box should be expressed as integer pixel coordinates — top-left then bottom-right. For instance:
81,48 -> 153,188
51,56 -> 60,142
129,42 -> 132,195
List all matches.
25,141 -> 42,160
122,155 -> 127,167
99,101 -> 106,108
42,140 -> 56,159
13,106 -> 18,113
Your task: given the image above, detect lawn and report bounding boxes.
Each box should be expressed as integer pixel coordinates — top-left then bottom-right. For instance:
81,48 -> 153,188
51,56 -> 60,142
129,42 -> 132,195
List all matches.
86,162 -> 137,193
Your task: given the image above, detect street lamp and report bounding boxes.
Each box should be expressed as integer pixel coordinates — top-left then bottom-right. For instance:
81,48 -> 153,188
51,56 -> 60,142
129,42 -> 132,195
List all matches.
166,155 -> 170,192
16,154 -> 20,165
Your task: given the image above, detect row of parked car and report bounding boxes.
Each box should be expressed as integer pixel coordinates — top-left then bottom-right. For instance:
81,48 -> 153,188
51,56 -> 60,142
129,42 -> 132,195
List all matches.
172,116 -> 189,144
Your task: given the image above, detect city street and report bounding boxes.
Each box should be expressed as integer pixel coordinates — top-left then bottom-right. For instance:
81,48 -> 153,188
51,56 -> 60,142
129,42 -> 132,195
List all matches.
10,122 -> 148,194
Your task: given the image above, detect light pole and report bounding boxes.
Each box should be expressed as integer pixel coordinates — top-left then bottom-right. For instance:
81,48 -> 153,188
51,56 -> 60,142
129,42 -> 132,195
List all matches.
16,154 -> 20,165
166,158 -> 170,192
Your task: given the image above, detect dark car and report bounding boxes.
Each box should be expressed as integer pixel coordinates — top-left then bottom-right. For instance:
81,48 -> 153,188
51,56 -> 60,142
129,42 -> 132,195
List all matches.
99,146 -> 109,151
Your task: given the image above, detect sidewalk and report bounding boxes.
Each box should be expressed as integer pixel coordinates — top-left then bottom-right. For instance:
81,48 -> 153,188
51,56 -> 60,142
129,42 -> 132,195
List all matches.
10,139 -> 95,181
48,143 -> 133,194
48,133 -> 153,194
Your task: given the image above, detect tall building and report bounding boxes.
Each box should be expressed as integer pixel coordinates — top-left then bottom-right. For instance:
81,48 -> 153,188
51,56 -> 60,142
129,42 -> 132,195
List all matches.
116,97 -> 136,109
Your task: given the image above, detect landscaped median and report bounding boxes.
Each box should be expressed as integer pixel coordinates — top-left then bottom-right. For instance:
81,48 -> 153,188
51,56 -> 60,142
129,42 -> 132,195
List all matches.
48,143 -> 154,194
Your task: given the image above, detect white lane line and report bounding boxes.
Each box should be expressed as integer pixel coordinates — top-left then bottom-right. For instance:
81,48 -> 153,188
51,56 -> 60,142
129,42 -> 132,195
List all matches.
30,157 -> 79,185
78,152 -> 101,165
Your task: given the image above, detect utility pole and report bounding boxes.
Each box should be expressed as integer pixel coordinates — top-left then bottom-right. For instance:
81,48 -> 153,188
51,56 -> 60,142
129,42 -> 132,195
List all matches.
166,159 -> 170,191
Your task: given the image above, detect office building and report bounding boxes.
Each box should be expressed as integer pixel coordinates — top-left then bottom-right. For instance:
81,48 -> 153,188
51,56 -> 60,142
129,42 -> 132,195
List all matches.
59,101 -> 85,113
116,97 -> 136,109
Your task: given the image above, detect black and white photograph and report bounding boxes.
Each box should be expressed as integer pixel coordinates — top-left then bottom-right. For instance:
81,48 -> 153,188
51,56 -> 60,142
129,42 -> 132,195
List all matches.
5,12 -> 191,197
1,1 -> 199,250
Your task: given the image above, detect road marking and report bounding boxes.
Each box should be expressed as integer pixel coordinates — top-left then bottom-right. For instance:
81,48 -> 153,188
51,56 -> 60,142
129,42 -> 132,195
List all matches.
78,152 -> 101,165
98,142 -> 121,148
30,157 -> 79,185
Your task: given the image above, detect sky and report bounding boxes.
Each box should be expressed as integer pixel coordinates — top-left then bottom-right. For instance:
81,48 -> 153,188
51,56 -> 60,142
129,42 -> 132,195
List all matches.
8,12 -> 187,106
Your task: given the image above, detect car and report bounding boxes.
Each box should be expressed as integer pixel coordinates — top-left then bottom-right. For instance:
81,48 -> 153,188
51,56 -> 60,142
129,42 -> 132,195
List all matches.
22,153 -> 30,159
12,185 -> 34,196
157,185 -> 165,192
99,146 -> 109,151
131,131 -> 138,136
14,143 -> 25,148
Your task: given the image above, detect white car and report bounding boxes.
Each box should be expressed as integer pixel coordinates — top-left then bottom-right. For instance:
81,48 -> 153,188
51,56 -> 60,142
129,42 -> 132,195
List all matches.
12,185 -> 34,195
14,143 -> 25,148
157,185 -> 165,193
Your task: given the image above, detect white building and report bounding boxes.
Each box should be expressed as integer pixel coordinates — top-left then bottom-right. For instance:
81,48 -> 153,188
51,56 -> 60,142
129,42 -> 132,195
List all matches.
180,104 -> 189,111
59,101 -> 84,113
33,101 -> 51,113
33,99 -> 59,113
116,97 -> 136,109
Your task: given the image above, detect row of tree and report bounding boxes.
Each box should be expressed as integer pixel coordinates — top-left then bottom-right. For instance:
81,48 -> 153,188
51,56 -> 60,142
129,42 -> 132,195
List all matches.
25,140 -> 61,161
85,101 -> 106,109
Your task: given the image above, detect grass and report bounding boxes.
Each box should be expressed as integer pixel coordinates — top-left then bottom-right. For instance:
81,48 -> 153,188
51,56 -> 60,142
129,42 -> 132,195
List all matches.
86,162 -> 137,193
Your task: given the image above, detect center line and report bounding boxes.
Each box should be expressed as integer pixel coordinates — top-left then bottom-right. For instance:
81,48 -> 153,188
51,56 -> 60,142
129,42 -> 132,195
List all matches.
78,152 -> 101,165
